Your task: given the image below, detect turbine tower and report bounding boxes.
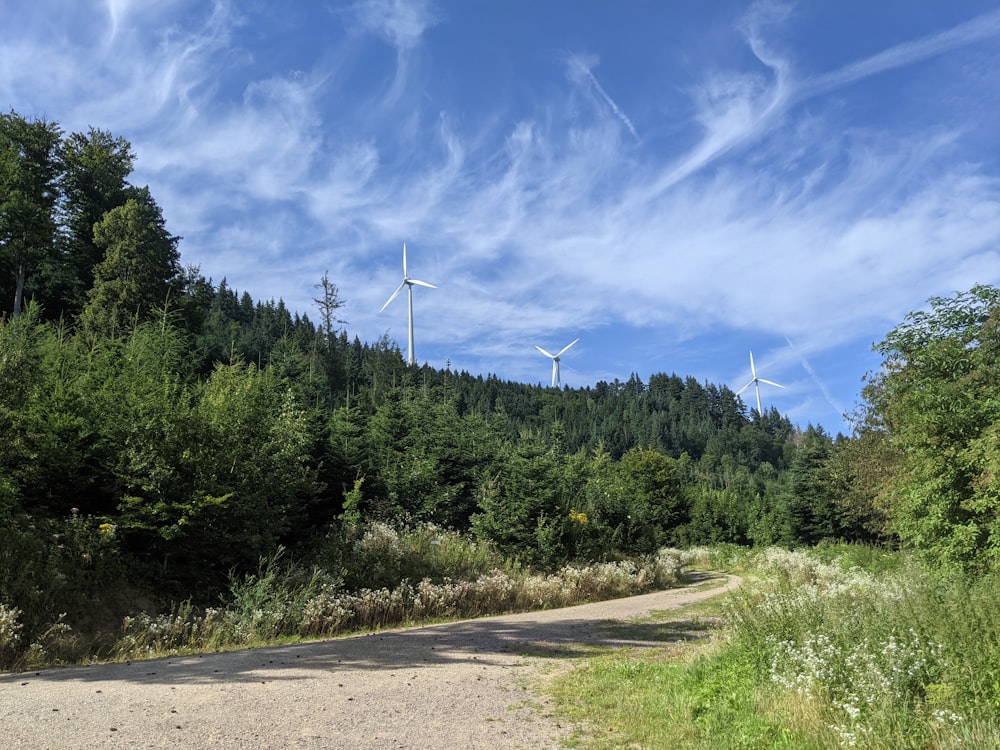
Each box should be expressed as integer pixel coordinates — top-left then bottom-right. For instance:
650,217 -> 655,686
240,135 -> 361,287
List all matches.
736,350 -> 785,416
535,339 -> 579,387
380,243 -> 437,366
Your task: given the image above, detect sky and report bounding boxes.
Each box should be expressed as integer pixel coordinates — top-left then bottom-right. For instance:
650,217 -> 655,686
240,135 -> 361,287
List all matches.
2,1 -> 999,435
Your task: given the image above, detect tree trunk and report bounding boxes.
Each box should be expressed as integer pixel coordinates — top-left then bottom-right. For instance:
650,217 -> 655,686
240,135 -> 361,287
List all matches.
12,261 -> 26,317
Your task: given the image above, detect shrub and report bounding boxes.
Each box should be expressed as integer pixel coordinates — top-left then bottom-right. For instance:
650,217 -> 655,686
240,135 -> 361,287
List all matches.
106,535 -> 688,663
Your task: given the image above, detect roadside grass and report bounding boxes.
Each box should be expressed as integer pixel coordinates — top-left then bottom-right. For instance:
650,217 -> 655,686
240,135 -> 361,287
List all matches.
8,533 -> 1000,750
548,587 -> 822,750
550,629 -> 822,749
545,544 -> 1000,750
0,522 -> 691,670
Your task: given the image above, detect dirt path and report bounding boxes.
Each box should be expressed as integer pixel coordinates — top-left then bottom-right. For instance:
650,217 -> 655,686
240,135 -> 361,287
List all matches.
0,573 -> 740,749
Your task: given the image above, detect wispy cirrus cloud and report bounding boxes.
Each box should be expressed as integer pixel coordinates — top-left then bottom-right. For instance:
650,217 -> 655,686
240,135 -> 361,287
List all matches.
343,0 -> 441,108
348,0 -> 440,51
2,1 -> 998,430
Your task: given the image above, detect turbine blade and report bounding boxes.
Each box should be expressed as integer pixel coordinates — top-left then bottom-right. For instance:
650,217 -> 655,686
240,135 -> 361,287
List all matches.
379,281 -> 406,312
735,380 -> 755,395
555,338 -> 579,358
758,378 -> 785,389
552,360 -> 559,387
402,243 -> 408,278
535,345 -> 555,359
749,350 -> 757,378
409,278 -> 437,289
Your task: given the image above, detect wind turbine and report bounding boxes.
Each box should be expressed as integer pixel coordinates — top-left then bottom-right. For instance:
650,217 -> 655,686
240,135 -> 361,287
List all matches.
535,338 -> 579,387
379,243 -> 437,366
736,350 -> 785,416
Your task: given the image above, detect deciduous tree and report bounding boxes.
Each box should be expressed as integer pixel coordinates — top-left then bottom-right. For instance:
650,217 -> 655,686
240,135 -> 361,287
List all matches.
864,285 -> 1000,569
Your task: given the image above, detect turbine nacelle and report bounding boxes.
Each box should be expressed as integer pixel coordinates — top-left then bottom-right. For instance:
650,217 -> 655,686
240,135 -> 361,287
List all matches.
535,338 -> 579,387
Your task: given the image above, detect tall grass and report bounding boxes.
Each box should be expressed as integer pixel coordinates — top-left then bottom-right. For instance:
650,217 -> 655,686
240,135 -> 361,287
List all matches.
109,544 -> 685,662
551,544 -> 1000,750
323,521 -> 511,591
0,523 -> 688,670
725,548 -> 1000,748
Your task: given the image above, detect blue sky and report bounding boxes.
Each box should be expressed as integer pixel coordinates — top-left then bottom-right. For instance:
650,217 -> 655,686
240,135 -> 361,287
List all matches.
3,1 -> 999,434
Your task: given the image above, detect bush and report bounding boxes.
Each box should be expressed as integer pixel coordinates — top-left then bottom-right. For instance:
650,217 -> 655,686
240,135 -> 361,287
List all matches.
104,530 -> 689,664
313,521 -> 509,591
0,507 -> 124,667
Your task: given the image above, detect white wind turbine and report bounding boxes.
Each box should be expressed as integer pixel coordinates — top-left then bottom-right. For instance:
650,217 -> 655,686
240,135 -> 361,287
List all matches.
736,350 -> 785,416
379,243 -> 437,366
535,339 -> 579,388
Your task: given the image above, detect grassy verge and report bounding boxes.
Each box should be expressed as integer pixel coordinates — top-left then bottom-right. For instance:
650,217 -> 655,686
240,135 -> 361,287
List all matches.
546,545 -> 1000,750
549,593 -> 819,749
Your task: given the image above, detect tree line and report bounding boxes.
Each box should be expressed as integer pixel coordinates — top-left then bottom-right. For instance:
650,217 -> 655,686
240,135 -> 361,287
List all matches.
2,110 -> 998,620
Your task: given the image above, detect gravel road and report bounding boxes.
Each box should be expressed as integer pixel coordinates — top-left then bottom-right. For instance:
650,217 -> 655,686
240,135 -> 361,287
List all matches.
0,573 -> 740,750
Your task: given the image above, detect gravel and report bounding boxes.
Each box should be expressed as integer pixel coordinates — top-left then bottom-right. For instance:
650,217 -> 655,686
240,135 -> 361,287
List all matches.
0,574 -> 740,749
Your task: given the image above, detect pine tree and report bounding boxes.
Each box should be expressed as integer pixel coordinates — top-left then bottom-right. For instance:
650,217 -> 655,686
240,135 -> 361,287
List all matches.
80,188 -> 181,336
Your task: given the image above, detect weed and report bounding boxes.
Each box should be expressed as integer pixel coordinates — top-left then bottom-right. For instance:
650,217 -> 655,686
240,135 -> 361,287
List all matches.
547,545 -> 1000,749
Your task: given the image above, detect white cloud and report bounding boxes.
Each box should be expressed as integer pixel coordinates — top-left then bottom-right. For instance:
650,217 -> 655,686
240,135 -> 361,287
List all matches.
348,0 -> 439,51
3,1 -> 998,430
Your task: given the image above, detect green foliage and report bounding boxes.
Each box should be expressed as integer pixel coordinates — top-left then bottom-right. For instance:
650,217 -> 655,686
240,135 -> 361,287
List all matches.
340,477 -> 364,525
0,299 -> 42,410
0,308 -> 323,598
218,547 -> 340,644
362,392 -> 472,525
0,111 -> 62,316
824,429 -> 896,543
115,355 -> 321,592
56,127 -> 136,316
573,445 -> 690,555
471,429 -> 581,566
0,503 -> 124,665
901,571 -> 1000,717
0,305 -> 109,516
0,112 -> 913,673
679,452 -> 786,547
311,522 -> 508,592
619,446 -> 688,546
864,285 -> 1000,570
724,547 -> 1000,748
783,426 -> 843,545
549,547 -> 1000,750
80,189 -> 182,336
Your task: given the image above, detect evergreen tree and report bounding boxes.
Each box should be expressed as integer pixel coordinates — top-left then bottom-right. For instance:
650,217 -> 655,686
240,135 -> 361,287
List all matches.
784,425 -> 838,544
56,127 -> 135,316
826,428 -> 895,543
472,429 -> 578,566
0,112 -> 62,317
80,188 -> 181,336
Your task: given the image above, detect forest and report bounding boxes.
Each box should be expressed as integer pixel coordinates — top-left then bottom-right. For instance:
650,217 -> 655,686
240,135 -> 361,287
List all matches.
3,110 -> 1000,661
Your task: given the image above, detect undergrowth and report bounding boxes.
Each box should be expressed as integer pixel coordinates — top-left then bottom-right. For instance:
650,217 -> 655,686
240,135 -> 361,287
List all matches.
0,522 -> 687,670
549,544 -> 1000,750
